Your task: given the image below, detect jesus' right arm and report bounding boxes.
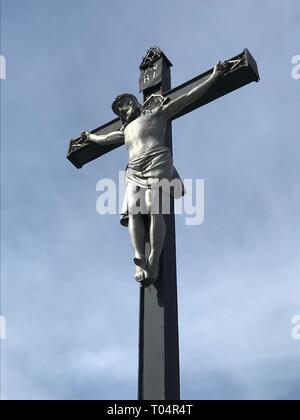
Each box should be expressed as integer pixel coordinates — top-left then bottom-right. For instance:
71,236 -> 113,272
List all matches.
81,130 -> 125,145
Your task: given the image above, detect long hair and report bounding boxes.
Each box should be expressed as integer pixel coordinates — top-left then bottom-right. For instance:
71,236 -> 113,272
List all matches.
111,93 -> 141,125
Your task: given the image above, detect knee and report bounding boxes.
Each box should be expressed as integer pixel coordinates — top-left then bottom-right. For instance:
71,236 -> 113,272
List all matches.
127,198 -> 139,215
145,190 -> 152,213
127,196 -> 147,215
146,188 -> 164,214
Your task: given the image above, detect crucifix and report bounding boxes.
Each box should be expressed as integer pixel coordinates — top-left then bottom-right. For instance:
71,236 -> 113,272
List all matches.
67,47 -> 259,400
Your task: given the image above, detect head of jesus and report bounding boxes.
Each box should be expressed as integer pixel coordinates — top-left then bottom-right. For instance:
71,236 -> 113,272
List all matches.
112,93 -> 142,126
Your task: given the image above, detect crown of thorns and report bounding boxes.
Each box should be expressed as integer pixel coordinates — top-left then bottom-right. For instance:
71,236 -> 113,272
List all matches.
112,93 -> 139,115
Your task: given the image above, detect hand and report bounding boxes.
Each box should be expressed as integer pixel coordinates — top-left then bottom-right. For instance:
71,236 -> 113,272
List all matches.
212,61 -> 229,78
81,130 -> 91,141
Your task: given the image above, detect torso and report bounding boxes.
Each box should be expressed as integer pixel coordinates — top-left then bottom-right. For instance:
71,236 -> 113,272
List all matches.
124,108 -> 167,162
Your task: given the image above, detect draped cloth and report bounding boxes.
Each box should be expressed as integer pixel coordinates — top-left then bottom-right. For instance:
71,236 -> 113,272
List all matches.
120,145 -> 185,227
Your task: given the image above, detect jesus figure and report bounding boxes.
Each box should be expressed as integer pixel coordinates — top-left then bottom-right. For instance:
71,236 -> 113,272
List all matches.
81,62 -> 228,284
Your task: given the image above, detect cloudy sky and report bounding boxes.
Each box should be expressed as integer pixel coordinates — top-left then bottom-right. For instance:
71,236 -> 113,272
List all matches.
1,0 -> 299,400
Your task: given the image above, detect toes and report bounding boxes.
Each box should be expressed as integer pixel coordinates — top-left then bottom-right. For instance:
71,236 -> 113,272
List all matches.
135,271 -> 145,283
135,263 -> 152,284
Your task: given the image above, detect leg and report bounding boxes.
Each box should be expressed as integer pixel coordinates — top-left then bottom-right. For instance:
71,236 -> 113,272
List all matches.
128,214 -> 146,262
127,184 -> 149,283
145,188 -> 167,282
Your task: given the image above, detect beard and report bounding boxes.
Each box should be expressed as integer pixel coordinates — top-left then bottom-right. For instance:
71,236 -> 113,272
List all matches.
124,107 -> 141,125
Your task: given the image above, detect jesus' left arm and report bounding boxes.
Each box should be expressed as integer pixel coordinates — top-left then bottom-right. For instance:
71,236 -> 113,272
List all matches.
162,61 -> 229,120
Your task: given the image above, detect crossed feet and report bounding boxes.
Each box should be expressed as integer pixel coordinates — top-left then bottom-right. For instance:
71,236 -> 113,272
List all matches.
134,253 -> 160,285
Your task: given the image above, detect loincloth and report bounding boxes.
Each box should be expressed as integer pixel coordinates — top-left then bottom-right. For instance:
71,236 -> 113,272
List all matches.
120,145 -> 185,227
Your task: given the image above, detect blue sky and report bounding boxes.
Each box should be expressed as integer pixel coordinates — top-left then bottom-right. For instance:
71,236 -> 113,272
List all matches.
1,0 -> 299,400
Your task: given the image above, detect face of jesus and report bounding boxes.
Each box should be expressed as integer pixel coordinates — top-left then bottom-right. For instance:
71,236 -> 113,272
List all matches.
117,96 -> 141,124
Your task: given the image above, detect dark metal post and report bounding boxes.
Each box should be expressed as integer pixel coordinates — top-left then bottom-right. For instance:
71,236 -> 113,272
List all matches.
138,48 -> 180,401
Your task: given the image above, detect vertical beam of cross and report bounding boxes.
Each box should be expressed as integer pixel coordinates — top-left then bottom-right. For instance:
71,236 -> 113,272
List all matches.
138,48 -> 180,401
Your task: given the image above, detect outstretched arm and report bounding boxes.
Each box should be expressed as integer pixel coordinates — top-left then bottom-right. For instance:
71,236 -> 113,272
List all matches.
81,130 -> 125,145
162,61 -> 229,120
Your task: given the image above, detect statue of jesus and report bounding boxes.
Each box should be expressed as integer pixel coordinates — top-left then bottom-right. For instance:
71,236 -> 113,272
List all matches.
81,62 -> 228,284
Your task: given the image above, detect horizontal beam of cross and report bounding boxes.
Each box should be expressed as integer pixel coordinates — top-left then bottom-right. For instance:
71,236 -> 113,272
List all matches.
67,49 -> 259,169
